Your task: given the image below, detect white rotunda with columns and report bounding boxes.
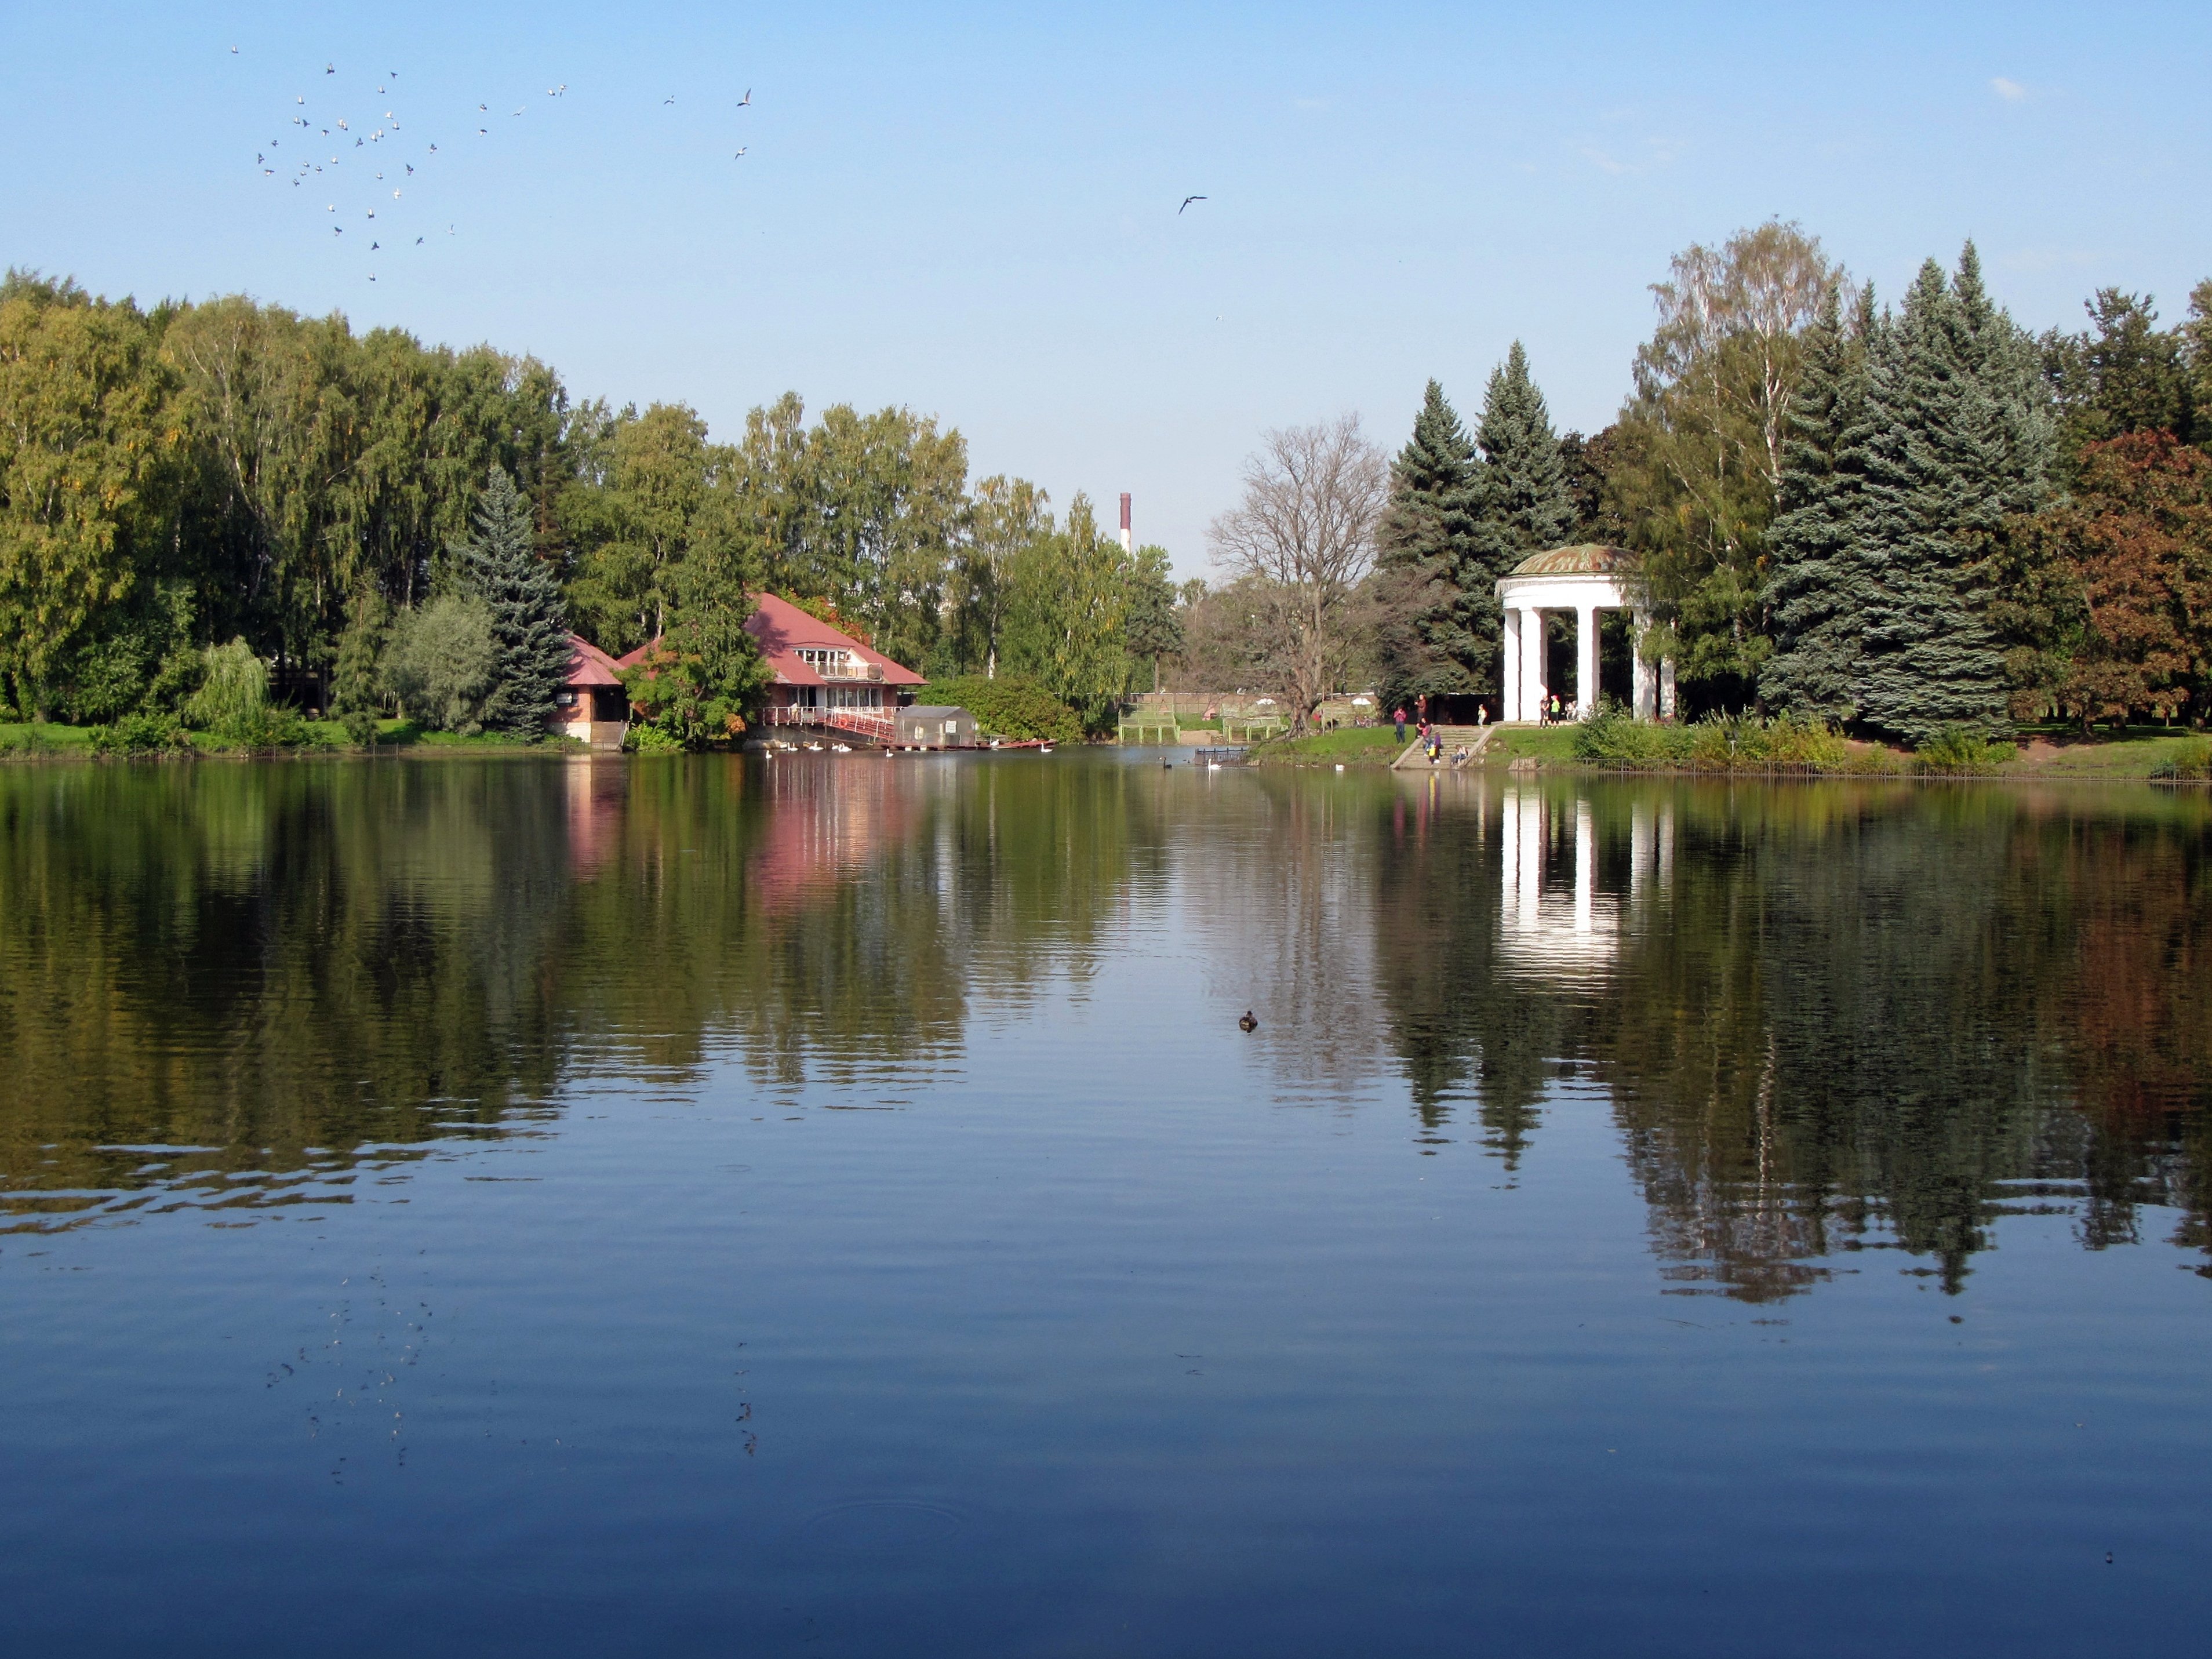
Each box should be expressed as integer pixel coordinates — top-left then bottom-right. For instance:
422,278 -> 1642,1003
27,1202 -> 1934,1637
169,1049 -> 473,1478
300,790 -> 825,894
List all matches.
1496,544 -> 1675,722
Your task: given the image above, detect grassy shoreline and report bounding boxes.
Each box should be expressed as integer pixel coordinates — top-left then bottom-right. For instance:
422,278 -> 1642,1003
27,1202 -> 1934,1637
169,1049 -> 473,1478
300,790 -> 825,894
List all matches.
0,718 -> 584,761
1242,720 -> 2212,781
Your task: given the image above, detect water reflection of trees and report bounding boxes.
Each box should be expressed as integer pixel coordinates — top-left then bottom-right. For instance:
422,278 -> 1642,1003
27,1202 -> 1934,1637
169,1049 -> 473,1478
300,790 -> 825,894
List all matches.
9,756 -> 2209,1293
1374,777 -> 2212,1298
0,762 -> 571,1228
0,752 -> 1166,1227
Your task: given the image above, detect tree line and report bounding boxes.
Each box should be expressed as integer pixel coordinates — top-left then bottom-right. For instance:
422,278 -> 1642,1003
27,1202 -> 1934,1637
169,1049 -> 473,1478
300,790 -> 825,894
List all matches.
0,272 -> 1180,740
1179,223 -> 2212,738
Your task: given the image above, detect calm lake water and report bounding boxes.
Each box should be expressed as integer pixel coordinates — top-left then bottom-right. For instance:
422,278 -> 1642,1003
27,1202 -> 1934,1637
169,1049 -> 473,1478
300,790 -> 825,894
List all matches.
2,751 -> 2207,1656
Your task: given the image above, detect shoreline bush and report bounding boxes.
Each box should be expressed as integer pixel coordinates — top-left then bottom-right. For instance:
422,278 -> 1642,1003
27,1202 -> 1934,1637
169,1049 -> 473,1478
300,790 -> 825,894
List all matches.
916,675 -> 1082,743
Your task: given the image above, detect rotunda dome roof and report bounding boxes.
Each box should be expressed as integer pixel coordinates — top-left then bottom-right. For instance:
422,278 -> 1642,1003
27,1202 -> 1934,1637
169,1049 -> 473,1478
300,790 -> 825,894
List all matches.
1508,544 -> 1639,577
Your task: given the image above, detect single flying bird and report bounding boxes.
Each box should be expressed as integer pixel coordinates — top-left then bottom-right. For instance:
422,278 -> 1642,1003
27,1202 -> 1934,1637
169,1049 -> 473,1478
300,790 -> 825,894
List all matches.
737,88 -> 752,105
325,63 -> 334,74
414,236 -> 423,245
1179,195 -> 1206,213
230,45 -> 238,53
733,146 -> 746,157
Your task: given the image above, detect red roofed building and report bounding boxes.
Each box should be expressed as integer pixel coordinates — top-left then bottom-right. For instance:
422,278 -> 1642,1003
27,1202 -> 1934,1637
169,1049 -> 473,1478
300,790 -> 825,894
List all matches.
743,593 -> 925,744
558,635 -> 631,748
587,594 -> 937,748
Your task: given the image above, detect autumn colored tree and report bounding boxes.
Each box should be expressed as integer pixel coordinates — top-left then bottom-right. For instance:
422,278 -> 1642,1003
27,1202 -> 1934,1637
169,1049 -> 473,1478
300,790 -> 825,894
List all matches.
2017,431 -> 2212,726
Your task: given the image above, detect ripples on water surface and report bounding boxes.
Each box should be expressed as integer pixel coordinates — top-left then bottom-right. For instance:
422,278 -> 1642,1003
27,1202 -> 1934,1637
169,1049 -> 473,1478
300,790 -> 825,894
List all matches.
1,752 -> 2207,1655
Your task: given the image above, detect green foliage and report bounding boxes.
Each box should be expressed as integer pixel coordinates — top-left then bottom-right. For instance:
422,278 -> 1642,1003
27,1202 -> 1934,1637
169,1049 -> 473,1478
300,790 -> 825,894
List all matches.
1001,494 -> 1136,731
1571,704 -> 1855,771
1470,343 -> 1575,587
1374,379 -> 1486,703
1608,222 -> 1843,707
1915,726 -> 2019,773
0,274 -> 184,712
1847,248 -> 2053,744
953,474 -> 1050,678
183,638 -> 270,737
379,596 -> 496,733
625,721 -> 684,754
90,711 -> 185,755
2151,737 -> 2212,780
339,707 -> 382,748
916,675 -> 1082,743
331,590 -> 391,716
1762,288 -> 1872,722
461,465 -> 572,736
1123,544 -> 1183,691
2044,289 -> 2196,472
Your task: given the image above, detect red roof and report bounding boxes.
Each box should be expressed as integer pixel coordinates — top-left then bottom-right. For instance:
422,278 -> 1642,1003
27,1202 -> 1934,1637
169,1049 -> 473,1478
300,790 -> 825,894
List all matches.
591,596 -> 924,687
746,592 -> 924,687
566,634 -> 625,689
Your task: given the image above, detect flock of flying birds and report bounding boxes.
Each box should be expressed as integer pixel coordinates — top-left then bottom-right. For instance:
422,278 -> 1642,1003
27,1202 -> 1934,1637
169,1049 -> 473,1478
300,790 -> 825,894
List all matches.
233,46 -> 757,285
235,46 -> 1208,287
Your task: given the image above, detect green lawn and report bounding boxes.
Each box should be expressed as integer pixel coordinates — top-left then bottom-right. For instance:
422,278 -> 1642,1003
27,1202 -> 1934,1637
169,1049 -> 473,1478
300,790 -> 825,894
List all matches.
2,716 -> 577,758
0,722 -> 97,754
2000,727 -> 2210,777
1476,726 -> 1584,766
1250,726 -> 1406,766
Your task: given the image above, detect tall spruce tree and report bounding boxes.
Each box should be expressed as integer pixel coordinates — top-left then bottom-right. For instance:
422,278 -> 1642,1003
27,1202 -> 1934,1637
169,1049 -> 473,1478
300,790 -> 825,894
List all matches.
1374,380 -> 1485,701
1847,246 -> 2053,744
1760,287 -> 1874,721
461,465 -> 572,736
1471,342 -> 1575,570
1461,344 -> 1573,696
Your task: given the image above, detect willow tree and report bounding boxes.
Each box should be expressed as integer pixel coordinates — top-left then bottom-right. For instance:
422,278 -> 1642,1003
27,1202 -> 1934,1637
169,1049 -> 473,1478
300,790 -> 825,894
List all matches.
1608,221 -> 1846,707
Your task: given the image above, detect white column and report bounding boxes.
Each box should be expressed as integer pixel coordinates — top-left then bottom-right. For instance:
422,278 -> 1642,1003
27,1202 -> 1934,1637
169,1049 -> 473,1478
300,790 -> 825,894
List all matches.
1573,800 -> 1595,937
1515,791 -> 1543,933
1630,801 -> 1654,908
1522,609 -> 1548,721
1575,604 -> 1599,719
1660,657 -> 1678,720
1500,604 -> 1522,722
1632,609 -> 1655,720
1500,788 -> 1519,923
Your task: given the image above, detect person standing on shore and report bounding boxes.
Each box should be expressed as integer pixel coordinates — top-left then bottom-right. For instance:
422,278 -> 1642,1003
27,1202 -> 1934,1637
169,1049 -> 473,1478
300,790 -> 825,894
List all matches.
1395,707 -> 1407,743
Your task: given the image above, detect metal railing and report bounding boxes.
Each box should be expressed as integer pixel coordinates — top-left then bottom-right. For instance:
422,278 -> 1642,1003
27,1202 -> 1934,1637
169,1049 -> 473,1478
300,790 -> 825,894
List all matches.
767,704 -> 898,744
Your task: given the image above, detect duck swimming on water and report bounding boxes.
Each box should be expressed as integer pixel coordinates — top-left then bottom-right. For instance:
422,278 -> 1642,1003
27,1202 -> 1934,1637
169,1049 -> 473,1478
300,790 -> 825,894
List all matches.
1239,1010 -> 1258,1033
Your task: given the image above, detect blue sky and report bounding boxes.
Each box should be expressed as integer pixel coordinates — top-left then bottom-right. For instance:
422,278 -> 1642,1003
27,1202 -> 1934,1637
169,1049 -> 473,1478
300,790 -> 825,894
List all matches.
5,2 -> 2209,574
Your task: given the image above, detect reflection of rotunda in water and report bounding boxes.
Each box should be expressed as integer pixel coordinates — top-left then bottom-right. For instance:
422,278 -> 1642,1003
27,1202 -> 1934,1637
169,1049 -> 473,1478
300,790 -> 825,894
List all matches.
1495,787 -> 1672,981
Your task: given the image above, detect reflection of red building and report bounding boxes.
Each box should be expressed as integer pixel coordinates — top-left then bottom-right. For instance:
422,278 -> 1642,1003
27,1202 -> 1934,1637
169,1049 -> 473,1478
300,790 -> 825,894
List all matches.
747,752 -> 919,914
